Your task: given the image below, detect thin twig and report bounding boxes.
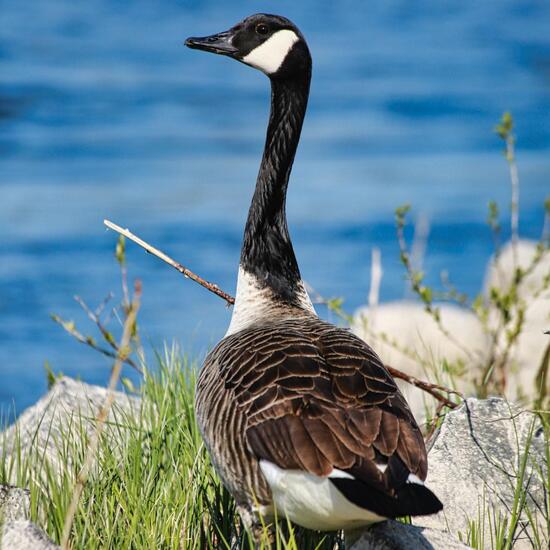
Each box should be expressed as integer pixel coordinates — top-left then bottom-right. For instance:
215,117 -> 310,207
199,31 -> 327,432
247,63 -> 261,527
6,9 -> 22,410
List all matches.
506,136 -> 520,270
51,313 -> 143,374
406,213 -> 430,299
94,292 -> 114,318
103,219 -> 461,409
425,400 -> 447,442
104,219 -> 234,306
61,280 -> 142,549
74,295 -> 118,353
496,113 -> 520,271
385,364 -> 460,409
396,207 -> 478,363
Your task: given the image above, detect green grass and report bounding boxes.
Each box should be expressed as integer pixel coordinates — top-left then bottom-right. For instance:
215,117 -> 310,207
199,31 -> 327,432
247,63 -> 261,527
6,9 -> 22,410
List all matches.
1,346 -> 548,549
0,347 -> 341,549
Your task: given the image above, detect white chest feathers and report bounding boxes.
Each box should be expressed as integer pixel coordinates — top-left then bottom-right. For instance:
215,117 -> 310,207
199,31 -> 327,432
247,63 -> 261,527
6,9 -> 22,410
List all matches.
225,266 -> 315,337
242,30 -> 299,75
259,461 -> 385,530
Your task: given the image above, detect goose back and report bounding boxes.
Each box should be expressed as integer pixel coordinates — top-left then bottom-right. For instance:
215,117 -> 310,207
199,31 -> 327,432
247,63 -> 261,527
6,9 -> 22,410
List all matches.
195,314 -> 429,519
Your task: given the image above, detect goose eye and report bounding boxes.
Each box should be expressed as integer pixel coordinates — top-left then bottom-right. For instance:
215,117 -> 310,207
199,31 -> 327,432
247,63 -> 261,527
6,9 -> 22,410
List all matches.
255,24 -> 269,35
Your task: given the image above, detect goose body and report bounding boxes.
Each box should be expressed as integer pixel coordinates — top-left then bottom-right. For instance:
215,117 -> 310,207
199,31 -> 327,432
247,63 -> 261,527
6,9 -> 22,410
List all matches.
185,14 -> 442,536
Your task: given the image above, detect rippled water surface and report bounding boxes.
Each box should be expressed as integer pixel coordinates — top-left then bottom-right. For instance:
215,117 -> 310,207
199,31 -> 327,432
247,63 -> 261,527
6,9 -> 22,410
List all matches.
1,0 -> 549,412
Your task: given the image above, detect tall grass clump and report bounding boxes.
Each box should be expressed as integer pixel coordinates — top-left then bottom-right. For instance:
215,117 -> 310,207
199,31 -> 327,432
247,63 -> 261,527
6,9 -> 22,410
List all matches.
1,348 -> 341,549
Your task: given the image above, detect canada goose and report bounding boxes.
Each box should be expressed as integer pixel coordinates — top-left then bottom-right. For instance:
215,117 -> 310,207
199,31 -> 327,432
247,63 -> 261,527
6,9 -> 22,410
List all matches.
185,13 -> 443,538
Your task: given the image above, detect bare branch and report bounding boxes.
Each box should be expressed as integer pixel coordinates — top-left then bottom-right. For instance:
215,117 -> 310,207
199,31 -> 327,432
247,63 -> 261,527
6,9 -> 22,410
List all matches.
103,219 -> 462,409
104,219 -> 234,306
74,295 -> 119,352
385,364 -> 461,409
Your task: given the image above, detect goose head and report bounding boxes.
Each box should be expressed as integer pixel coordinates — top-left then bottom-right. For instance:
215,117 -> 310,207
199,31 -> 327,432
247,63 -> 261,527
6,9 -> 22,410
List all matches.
185,14 -> 311,80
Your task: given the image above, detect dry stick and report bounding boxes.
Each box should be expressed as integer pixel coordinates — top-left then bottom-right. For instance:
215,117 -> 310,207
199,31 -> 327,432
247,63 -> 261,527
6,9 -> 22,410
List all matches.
104,219 -> 460,408
385,365 -> 460,409
104,219 -> 234,306
60,280 -> 142,550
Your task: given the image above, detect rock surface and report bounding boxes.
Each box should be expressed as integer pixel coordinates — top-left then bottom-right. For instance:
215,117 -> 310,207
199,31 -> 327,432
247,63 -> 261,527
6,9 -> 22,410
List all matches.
2,380 -> 546,549
350,520 -> 472,549
0,485 -> 30,522
0,378 -> 141,549
352,301 -> 487,419
417,397 -> 547,549
1,520 -> 59,550
1,377 -> 141,483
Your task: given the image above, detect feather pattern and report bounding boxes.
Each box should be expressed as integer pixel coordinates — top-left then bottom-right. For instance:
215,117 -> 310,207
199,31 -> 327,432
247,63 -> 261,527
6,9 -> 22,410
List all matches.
195,313 -> 432,518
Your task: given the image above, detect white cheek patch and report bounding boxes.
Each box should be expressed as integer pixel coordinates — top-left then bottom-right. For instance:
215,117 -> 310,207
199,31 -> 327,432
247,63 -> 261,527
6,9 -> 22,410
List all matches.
242,29 -> 299,74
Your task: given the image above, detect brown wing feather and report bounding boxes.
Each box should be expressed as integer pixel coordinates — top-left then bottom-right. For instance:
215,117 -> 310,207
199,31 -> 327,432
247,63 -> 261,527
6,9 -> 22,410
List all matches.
214,316 -> 427,497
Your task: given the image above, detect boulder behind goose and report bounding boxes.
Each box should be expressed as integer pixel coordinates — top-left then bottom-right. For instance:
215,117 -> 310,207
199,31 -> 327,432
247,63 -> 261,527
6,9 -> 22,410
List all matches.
185,13 -> 442,538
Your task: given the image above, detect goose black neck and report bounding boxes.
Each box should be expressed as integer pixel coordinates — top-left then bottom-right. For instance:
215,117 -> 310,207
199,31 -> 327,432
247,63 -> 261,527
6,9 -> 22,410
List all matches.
240,71 -> 311,305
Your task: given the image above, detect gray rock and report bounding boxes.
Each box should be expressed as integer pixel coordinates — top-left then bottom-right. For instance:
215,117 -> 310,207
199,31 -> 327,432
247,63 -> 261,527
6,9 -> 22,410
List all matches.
0,377 -> 141,483
417,397 -> 547,549
0,485 -> 30,522
1,520 -> 59,549
349,520 -> 472,549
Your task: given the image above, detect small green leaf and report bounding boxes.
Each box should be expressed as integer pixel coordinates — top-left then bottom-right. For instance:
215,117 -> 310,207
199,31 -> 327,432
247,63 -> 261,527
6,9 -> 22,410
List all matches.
419,286 -> 432,304
104,331 -> 116,346
495,111 -> 513,140
395,204 -> 411,226
115,235 -> 126,266
412,271 -> 424,285
44,361 -> 61,390
121,377 -> 137,393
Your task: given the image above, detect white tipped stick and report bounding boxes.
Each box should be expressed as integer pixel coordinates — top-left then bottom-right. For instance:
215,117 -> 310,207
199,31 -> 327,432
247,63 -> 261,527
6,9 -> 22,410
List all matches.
104,219 -> 177,270
103,219 -> 235,305
102,220 -> 460,409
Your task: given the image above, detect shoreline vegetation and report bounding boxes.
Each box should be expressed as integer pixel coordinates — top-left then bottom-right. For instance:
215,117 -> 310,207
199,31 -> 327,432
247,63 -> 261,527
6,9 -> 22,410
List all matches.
1,113 -> 549,548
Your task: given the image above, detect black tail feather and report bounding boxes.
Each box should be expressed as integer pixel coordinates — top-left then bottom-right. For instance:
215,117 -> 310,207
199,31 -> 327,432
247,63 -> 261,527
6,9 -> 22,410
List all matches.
329,477 -> 443,519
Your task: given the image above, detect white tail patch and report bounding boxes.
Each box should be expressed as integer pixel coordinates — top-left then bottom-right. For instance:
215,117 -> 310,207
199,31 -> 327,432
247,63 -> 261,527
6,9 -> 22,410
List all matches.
259,460 -> 385,530
407,473 -> 425,485
242,30 -> 299,74
328,469 -> 355,479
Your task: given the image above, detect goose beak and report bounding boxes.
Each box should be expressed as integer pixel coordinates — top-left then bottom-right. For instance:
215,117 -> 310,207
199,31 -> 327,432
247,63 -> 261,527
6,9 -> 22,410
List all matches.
185,30 -> 238,57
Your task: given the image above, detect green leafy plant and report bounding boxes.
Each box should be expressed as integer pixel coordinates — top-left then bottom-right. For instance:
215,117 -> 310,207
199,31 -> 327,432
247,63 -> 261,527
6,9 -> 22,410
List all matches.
390,113 -> 550,405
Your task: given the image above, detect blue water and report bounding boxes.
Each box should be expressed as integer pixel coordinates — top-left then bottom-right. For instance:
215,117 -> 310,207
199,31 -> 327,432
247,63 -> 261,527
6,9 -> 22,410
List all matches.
1,0 -> 549,414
